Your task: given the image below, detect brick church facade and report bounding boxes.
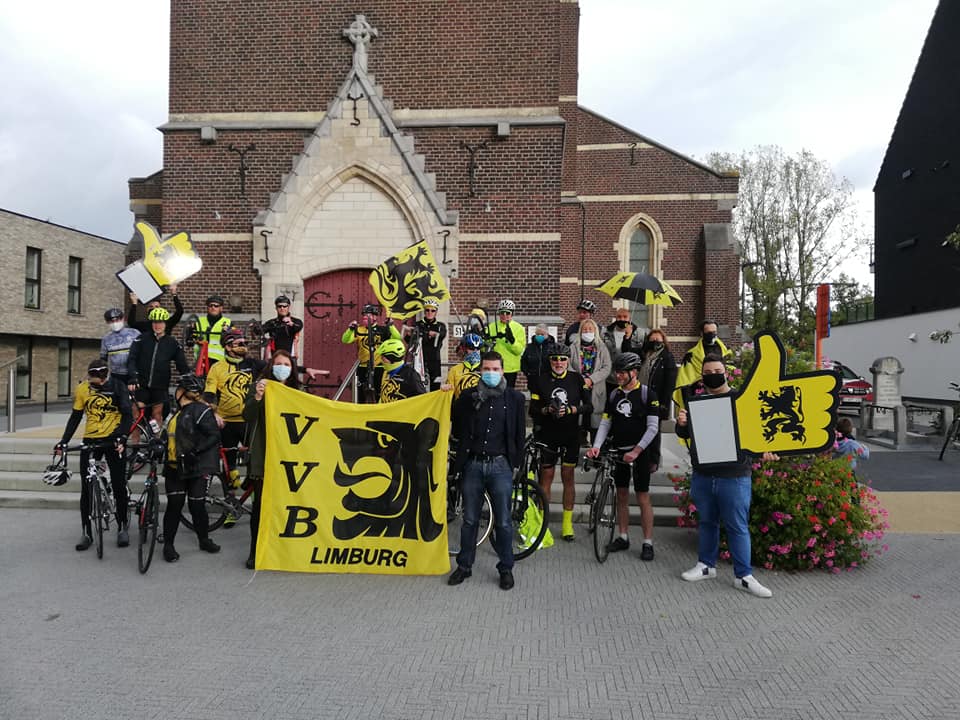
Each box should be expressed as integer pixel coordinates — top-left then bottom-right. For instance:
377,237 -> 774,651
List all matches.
129,0 -> 740,391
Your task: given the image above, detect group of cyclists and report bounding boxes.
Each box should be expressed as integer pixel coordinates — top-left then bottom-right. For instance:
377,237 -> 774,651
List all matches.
53,286 -> 772,593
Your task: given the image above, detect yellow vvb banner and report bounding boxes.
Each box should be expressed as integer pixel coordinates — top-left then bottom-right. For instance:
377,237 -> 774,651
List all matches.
257,383 -> 451,575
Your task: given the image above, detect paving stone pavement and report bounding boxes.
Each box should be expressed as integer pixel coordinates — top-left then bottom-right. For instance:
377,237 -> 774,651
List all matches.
2,508 -> 959,720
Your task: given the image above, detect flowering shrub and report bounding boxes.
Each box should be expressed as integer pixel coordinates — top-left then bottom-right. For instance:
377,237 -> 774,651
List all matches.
671,453 -> 889,572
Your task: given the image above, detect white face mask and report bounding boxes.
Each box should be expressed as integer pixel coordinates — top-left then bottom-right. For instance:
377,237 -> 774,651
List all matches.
109,321 -> 123,332
581,332 -> 595,343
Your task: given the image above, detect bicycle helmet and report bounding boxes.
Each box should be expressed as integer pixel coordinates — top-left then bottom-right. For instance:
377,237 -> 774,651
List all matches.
497,299 -> 516,313
612,351 -> 642,373
423,298 -> 440,310
87,358 -> 109,378
206,294 -> 225,306
42,458 -> 71,487
177,373 -> 205,393
275,295 -> 291,306
550,344 -> 571,358
576,299 -> 597,313
362,303 -> 380,316
147,307 -> 171,322
222,327 -> 246,346
375,338 -> 406,363
460,333 -> 483,350
104,308 -> 123,321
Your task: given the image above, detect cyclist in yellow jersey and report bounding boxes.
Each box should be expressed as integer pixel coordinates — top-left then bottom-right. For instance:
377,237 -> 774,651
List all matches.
56,358 -> 133,551
445,333 -> 483,401
193,294 -> 232,367
341,303 -> 401,403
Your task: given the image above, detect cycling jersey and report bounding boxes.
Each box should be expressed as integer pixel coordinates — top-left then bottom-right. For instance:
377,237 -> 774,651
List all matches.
485,319 -> 525,374
60,376 -> 133,443
341,323 -> 401,363
203,356 -> 265,422
529,370 -> 585,434
100,327 -> 141,376
446,360 -> 480,399
262,315 -> 304,354
379,364 -> 426,403
127,332 -> 190,389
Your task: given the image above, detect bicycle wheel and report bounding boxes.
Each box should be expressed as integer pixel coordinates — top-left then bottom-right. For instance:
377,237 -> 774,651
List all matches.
180,474 -> 229,533
939,418 -> 960,461
586,467 -> 604,534
510,478 -> 549,561
138,483 -> 159,574
90,478 -> 105,560
447,485 -> 493,556
593,475 -> 617,564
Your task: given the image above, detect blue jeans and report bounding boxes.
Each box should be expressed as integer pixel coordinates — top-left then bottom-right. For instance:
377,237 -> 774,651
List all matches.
456,456 -> 514,573
690,471 -> 753,578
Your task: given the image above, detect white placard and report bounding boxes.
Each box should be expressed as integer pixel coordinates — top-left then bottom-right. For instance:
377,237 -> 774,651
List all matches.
687,395 -> 740,465
116,261 -> 163,303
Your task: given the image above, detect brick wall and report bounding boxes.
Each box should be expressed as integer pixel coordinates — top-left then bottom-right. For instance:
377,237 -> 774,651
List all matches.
170,0 -> 562,113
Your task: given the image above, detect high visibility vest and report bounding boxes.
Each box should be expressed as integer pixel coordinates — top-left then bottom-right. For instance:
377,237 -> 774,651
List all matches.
195,316 -> 232,362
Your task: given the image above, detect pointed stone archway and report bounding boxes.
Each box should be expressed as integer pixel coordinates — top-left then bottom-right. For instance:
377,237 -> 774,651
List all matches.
252,15 -> 458,380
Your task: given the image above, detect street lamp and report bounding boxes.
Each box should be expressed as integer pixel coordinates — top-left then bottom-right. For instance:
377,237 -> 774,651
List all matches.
740,261 -> 758,330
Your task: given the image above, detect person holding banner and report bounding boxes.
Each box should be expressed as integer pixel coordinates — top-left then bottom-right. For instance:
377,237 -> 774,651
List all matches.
448,351 -> 527,591
243,350 -> 303,569
675,354 -> 775,598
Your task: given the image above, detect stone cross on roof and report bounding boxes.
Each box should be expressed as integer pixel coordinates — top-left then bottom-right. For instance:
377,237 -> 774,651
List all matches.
342,14 -> 379,72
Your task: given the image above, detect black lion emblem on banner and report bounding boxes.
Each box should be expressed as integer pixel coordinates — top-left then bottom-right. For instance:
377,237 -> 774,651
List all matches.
371,243 -> 446,317
758,386 -> 806,443
330,419 -> 443,541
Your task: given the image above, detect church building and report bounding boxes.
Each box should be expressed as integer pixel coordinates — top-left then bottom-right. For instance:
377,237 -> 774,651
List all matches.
129,1 -> 740,393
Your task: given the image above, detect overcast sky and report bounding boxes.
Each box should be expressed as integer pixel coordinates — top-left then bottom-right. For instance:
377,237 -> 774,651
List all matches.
0,1 -> 940,285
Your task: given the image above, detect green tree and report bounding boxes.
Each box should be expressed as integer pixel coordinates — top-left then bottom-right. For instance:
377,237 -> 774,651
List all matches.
704,146 -> 869,345
830,272 -> 873,326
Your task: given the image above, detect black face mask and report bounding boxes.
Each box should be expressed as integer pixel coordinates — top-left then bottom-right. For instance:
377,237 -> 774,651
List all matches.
615,320 -> 628,329
702,332 -> 717,345
643,341 -> 663,353
702,373 -> 726,389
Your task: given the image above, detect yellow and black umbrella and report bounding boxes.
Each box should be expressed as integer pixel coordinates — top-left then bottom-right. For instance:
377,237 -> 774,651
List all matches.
595,272 -> 683,306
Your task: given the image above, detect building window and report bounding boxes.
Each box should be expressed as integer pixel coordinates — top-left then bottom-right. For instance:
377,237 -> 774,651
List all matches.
57,339 -> 72,397
629,225 -> 652,274
25,247 -> 42,309
15,337 -> 32,399
68,257 -> 82,314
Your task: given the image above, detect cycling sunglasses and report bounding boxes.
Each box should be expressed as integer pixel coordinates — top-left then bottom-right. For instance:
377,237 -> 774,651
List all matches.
549,355 -> 569,362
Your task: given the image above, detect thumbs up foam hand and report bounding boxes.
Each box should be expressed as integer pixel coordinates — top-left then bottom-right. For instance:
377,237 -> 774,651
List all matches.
136,222 -> 203,288
734,332 -> 840,455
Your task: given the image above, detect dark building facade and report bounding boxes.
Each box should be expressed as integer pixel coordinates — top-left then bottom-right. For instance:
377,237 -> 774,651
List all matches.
874,0 -> 960,319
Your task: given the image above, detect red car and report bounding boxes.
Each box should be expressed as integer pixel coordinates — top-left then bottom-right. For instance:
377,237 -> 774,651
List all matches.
832,362 -> 874,410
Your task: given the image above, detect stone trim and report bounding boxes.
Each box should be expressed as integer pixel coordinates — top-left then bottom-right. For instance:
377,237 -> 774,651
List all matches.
190,233 -> 254,243
577,143 -> 652,151
664,279 -> 704,286
559,277 -> 605,285
558,95 -> 578,103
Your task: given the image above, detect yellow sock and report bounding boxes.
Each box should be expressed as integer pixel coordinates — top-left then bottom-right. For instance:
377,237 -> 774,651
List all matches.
562,509 -> 574,537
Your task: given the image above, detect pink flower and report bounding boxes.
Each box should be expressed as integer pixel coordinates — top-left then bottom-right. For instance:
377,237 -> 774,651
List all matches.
806,537 -> 817,548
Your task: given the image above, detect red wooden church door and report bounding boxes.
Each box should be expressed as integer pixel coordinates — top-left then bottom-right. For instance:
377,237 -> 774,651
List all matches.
302,269 -> 376,400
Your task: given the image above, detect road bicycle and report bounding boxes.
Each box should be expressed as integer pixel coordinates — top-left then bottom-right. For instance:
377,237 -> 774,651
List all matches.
61,442 -> 118,560
939,381 -> 960,461
179,445 -> 253,533
582,448 -> 624,563
125,437 -> 166,573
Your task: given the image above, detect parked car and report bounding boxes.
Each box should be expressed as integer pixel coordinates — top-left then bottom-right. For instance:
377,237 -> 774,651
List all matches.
831,362 -> 874,411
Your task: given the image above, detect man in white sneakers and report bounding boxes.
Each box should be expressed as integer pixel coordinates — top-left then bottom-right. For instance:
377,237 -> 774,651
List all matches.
675,354 -> 775,598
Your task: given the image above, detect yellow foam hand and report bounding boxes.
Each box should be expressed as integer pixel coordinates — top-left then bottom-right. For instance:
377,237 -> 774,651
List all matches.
734,332 -> 840,455
137,221 -> 203,287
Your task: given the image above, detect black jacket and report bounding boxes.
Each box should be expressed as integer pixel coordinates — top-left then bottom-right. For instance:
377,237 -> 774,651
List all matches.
262,315 -> 304,354
175,401 -> 221,476
452,384 -> 526,474
127,332 -> 190,389
520,335 -> 557,379
644,348 -> 678,419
